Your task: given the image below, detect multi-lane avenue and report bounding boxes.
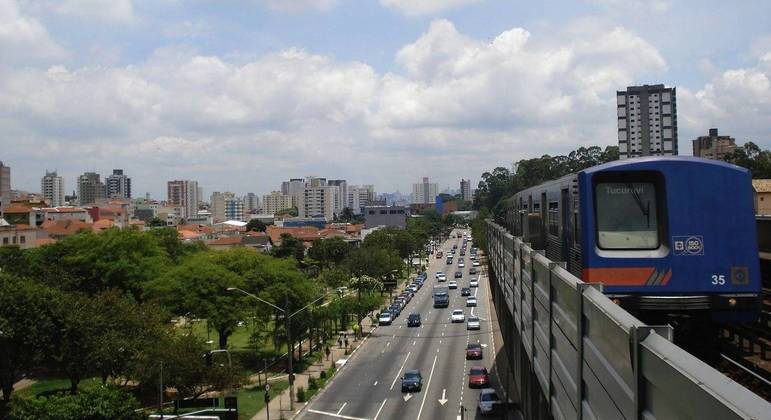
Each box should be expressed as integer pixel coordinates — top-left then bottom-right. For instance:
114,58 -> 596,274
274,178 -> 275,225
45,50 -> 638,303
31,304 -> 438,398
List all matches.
297,229 -> 506,420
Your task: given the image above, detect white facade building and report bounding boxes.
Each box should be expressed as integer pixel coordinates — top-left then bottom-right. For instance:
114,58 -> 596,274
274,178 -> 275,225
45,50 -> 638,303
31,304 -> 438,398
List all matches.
347,185 -> 376,214
263,191 -> 293,215
41,170 -> 64,207
617,84 -> 678,159
298,185 -> 335,220
412,177 -> 439,204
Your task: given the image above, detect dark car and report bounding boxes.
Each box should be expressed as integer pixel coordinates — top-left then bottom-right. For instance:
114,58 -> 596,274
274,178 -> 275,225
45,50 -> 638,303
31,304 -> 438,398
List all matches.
401,369 -> 422,392
469,267 -> 478,275
468,366 -> 490,388
454,271 -> 463,279
407,313 -> 421,327
466,343 -> 483,360
461,287 -> 471,296
389,304 -> 402,317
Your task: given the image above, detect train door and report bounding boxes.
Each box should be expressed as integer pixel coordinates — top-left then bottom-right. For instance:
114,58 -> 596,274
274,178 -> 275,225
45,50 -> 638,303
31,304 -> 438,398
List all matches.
560,188 -> 571,264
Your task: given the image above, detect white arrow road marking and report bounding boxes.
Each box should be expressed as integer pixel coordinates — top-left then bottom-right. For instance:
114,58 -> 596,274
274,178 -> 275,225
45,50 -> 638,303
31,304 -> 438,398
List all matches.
390,351 -> 411,390
403,393 -> 413,402
416,354 -> 439,420
438,389 -> 448,405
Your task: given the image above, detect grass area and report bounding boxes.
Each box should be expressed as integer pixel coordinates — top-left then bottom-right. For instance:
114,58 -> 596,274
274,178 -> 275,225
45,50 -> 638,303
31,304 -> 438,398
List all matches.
182,318 -> 285,354
17,377 -> 101,398
298,365 -> 337,403
236,380 -> 289,420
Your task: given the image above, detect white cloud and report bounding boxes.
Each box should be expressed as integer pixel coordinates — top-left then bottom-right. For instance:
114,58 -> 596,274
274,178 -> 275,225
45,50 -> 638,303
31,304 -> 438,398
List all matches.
380,0 -> 481,16
52,0 -> 136,23
264,0 -> 338,12
587,0 -> 672,13
0,0 -> 66,62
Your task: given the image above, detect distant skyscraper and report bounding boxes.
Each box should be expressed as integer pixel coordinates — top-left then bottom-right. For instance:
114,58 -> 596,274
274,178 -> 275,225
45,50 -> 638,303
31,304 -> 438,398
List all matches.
617,84 -> 678,159
244,192 -> 259,213
460,179 -> 471,201
77,172 -> 106,206
41,170 -> 64,207
167,180 -> 199,219
327,179 -> 347,213
106,169 -> 132,199
692,128 -> 737,160
282,178 -> 305,208
0,161 -> 10,211
412,177 -> 439,204
347,185 -> 376,214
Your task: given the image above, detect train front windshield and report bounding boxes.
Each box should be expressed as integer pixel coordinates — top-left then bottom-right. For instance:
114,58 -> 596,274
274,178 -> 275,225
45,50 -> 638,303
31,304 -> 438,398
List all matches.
595,182 -> 660,250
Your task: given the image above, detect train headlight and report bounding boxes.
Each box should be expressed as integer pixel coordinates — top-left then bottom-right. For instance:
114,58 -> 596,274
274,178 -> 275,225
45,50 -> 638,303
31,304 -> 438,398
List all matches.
728,298 -> 737,307
612,298 -> 621,305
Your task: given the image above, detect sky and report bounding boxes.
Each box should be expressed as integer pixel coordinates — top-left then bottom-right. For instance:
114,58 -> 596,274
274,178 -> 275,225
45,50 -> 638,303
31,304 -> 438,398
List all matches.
1,0 -> 770,200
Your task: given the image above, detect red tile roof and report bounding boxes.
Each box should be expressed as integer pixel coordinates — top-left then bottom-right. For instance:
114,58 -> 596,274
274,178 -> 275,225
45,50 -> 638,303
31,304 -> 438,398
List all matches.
266,226 -> 320,244
207,236 -> 243,246
3,203 -> 32,213
40,219 -> 92,236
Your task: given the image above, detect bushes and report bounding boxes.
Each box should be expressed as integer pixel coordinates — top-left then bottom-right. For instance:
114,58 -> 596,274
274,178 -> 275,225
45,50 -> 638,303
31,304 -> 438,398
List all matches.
296,387 -> 306,402
7,386 -> 142,420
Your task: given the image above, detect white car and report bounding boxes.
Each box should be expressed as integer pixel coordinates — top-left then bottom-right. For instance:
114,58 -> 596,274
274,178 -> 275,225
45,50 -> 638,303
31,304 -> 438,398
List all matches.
451,309 -> 465,323
472,261 -> 480,267
379,312 -> 393,325
466,297 -> 477,307
470,278 -> 479,287
435,271 -> 443,279
448,280 -> 458,289
437,274 -> 447,282
458,262 -> 465,268
467,316 -> 481,330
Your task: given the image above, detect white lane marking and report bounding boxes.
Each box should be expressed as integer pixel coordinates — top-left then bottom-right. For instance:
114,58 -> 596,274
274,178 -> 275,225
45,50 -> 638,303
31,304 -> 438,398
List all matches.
336,402 -> 348,415
413,340 -> 416,346
387,342 -> 390,347
390,351 -> 412,390
373,381 -> 378,386
307,409 -> 368,420
373,398 -> 388,420
416,354 -> 439,420
398,325 -> 402,329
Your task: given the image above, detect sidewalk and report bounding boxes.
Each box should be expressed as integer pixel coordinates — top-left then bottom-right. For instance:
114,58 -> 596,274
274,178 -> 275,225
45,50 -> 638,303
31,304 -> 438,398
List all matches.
251,315 -> 377,420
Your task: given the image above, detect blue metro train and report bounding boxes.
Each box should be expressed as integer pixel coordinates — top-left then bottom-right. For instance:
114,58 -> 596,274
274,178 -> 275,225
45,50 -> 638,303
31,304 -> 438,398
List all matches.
505,156 -> 760,323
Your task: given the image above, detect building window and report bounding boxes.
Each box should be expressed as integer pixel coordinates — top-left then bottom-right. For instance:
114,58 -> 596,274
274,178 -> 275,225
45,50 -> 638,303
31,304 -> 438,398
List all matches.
380,210 -> 387,215
2,237 -> 7,245
12,237 -> 17,244
368,210 -> 375,215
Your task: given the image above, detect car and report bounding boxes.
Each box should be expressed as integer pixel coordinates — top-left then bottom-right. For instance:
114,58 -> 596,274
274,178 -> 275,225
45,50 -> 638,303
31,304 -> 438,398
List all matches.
399,293 -> 411,303
468,366 -> 490,388
450,249 -> 456,254
467,316 -> 481,330
407,285 -> 418,293
407,313 -> 421,327
454,271 -> 463,279
466,343 -> 483,359
460,250 -> 466,256
378,311 -> 392,325
401,369 -> 423,392
448,280 -> 458,289
470,278 -> 479,287
472,261 -> 480,267
437,274 -> 447,282
452,244 -> 458,249
469,267 -> 478,275
458,262 -> 465,268
389,304 -> 402,317
477,388 -> 502,415
435,271 -> 444,278
461,287 -> 471,296
451,309 -> 465,323
446,259 -> 453,265
467,297 -> 477,307
436,253 -> 443,259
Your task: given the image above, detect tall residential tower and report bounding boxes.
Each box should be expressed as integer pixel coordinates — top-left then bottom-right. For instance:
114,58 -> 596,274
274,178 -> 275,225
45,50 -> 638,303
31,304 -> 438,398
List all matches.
41,170 -> 64,207
617,84 -> 678,159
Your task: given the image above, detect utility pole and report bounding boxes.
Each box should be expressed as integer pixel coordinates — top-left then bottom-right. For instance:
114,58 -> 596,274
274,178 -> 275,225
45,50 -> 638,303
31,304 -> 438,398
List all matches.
159,361 -> 164,419
285,297 -> 294,411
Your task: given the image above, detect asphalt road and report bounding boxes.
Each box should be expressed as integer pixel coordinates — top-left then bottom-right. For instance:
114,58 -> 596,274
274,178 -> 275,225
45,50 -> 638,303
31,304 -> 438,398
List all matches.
298,229 -> 504,420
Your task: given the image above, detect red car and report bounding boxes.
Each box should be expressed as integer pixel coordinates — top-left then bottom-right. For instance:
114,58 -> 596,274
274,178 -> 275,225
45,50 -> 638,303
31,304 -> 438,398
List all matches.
468,366 -> 489,388
466,343 -> 483,360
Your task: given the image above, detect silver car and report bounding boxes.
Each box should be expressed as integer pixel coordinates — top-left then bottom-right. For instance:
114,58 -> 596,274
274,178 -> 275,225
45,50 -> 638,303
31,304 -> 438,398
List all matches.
477,388 -> 502,415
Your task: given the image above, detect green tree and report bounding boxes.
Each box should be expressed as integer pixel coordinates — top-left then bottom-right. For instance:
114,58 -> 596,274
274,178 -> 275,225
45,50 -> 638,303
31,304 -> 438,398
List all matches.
308,237 -> 351,269
271,233 -> 305,262
245,219 -> 267,232
0,274 -> 60,403
145,253 -> 246,348
147,217 -> 167,227
7,385 -> 143,420
724,142 -> 771,178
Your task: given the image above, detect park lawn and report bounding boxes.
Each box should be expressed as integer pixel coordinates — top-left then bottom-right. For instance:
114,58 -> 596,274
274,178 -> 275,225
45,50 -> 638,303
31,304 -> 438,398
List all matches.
183,319 -> 285,353
236,380 -> 289,420
17,377 -> 102,398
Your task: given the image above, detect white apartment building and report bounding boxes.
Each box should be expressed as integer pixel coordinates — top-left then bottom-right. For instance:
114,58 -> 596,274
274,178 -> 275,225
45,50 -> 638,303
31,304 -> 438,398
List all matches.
263,191 -> 292,215
327,179 -> 347,213
298,185 -> 335,220
41,170 -> 64,207
617,84 -> 678,159
412,177 -> 439,204
210,191 -> 235,222
347,185 -> 376,214
106,169 -> 131,199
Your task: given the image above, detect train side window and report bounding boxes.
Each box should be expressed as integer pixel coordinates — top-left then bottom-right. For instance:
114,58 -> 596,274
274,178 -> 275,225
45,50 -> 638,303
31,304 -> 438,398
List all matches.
595,182 -> 659,250
548,202 -> 559,236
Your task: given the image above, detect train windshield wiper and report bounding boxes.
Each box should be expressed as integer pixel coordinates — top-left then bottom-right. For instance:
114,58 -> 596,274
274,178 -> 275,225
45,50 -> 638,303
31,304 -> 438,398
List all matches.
626,183 -> 651,228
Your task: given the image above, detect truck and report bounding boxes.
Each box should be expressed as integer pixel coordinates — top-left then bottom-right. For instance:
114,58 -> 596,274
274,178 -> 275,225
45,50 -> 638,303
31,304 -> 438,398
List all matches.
433,285 -> 449,308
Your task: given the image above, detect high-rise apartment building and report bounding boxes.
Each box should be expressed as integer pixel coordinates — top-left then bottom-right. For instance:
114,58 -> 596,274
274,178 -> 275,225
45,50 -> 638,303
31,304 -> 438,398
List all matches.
106,169 -> 132,199
347,185 -> 376,214
328,179 -> 347,212
244,192 -> 259,213
210,191 -> 232,222
0,162 -> 11,211
41,170 -> 64,207
692,128 -> 737,160
298,185 -> 336,220
281,178 -> 305,208
412,177 -> 439,204
167,180 -> 199,219
263,191 -> 293,215
617,84 -> 678,159
460,179 -> 472,201
225,196 -> 245,221
77,172 -> 106,206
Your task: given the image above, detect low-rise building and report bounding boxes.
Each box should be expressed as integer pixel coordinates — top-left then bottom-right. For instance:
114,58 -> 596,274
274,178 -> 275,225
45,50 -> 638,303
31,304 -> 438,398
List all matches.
364,205 -> 409,229
0,219 -> 36,249
692,128 -> 737,160
752,180 -> 771,215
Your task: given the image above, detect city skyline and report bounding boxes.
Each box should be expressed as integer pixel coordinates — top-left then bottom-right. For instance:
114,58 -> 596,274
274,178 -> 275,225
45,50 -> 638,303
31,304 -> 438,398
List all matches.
2,1 -> 770,198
